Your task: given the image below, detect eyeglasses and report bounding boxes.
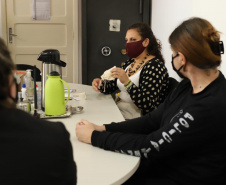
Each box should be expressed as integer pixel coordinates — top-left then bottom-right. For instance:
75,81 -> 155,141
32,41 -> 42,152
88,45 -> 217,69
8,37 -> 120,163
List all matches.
172,53 -> 179,61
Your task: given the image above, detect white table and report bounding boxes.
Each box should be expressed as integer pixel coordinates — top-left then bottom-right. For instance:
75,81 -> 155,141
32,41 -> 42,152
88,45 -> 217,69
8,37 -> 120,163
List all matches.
49,84 -> 140,185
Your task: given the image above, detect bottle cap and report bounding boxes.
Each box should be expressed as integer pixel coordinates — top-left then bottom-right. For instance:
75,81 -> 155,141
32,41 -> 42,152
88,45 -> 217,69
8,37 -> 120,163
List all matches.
27,71 -> 31,77
26,69 -> 32,77
22,83 -> 26,88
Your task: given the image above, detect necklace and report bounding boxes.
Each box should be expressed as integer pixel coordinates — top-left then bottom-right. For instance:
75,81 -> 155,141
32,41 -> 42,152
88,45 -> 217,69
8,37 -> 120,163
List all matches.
127,54 -> 149,77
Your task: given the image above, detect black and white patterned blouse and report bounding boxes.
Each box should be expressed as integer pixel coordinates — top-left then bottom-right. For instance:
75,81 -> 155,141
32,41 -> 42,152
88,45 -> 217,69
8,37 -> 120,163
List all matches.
99,57 -> 169,115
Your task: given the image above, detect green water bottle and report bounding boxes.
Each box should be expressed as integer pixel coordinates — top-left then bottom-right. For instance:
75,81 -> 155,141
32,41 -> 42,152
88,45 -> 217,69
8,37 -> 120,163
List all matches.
44,71 -> 70,115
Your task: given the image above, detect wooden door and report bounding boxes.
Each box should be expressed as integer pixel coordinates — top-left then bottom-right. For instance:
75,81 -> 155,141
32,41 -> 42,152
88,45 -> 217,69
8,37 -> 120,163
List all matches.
4,0 -> 77,83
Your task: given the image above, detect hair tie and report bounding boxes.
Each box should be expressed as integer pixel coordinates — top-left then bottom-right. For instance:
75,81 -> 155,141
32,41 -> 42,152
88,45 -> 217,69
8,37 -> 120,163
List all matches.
210,41 -> 224,55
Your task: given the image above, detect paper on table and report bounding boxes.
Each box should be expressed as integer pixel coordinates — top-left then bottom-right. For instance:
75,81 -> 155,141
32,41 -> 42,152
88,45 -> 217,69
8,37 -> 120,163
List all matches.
65,89 -> 76,100
72,92 -> 86,101
65,91 -> 86,101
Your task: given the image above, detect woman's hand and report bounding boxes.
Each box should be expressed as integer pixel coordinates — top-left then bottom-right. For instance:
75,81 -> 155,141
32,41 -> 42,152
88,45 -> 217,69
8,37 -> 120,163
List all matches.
111,67 -> 130,84
76,119 -> 106,144
92,78 -> 102,92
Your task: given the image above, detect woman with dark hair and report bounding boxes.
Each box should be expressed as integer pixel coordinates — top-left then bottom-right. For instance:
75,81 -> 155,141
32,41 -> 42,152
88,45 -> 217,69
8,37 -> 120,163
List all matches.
92,23 -> 169,119
129,23 -> 165,63
0,38 -> 16,109
0,37 -> 77,184
77,17 -> 226,184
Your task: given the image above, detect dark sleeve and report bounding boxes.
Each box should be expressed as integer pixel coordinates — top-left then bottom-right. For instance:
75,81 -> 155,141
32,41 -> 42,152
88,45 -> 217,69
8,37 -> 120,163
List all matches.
57,122 -> 77,185
91,94 -> 217,162
104,100 -> 166,134
127,60 -> 169,112
91,99 -> 166,159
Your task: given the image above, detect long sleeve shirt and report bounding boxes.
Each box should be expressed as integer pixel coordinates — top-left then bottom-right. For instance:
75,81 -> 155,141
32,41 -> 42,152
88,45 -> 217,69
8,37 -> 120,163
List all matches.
99,57 -> 169,115
92,71 -> 226,185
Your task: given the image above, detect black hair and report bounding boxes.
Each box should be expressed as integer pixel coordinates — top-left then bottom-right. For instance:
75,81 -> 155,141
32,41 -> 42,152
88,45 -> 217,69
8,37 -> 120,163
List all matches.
0,37 -> 16,108
129,23 -> 165,63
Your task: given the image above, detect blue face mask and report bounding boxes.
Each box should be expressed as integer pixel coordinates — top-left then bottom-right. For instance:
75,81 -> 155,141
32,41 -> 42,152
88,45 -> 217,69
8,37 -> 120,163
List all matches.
171,53 -> 186,79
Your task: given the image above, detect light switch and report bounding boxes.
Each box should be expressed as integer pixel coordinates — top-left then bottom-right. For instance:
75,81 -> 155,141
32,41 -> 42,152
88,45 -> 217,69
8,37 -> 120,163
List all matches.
109,19 -> 121,32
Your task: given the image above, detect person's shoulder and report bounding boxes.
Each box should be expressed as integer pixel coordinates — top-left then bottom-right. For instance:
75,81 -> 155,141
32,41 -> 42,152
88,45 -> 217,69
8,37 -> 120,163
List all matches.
166,78 -> 190,101
217,71 -> 226,85
176,78 -> 190,89
173,79 -> 192,98
35,116 -> 67,136
142,57 -> 167,76
145,57 -> 165,68
207,71 -> 226,99
5,108 -> 67,134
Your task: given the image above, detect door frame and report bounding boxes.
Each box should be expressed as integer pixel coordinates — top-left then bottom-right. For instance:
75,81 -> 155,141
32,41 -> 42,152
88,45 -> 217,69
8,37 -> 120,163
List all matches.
81,0 -> 152,84
1,0 -> 80,84
1,0 -> 7,41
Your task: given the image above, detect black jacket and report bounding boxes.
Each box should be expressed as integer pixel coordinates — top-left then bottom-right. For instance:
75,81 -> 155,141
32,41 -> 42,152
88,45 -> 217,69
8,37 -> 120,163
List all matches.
92,71 -> 226,185
0,108 -> 77,185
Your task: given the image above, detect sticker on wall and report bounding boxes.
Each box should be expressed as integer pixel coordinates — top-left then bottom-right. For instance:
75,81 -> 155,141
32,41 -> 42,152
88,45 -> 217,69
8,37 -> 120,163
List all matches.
109,20 -> 121,32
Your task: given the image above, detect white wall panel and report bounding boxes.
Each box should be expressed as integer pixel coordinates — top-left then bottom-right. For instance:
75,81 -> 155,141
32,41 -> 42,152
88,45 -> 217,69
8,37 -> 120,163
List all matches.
152,0 -> 226,78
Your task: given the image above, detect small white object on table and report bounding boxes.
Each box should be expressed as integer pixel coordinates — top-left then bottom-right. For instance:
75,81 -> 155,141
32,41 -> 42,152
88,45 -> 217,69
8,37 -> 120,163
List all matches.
48,83 -> 140,185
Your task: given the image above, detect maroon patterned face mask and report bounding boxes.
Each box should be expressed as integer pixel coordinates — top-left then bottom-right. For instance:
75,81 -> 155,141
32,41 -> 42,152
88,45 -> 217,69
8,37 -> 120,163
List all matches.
126,39 -> 146,58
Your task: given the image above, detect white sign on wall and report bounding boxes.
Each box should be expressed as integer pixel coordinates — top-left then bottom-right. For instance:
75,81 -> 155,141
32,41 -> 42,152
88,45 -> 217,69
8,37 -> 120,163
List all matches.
109,19 -> 121,32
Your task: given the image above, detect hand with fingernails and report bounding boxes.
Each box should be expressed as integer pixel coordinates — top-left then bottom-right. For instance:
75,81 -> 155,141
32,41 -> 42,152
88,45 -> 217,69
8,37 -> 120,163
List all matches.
110,67 -> 130,85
